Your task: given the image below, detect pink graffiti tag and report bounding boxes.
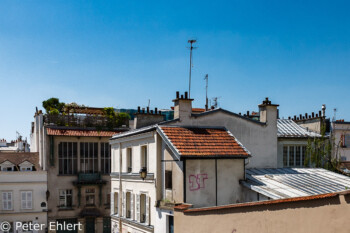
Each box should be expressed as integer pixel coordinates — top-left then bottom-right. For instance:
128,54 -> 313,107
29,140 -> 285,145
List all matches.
189,174 -> 208,191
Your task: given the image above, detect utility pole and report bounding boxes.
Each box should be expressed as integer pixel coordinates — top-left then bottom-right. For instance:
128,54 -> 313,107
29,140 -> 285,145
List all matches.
204,74 -> 208,111
188,39 -> 197,98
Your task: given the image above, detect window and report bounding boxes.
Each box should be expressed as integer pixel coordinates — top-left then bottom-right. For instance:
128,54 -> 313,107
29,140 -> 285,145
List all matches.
140,194 -> 146,223
344,134 -> 350,147
126,192 -> 131,218
127,148 -> 132,173
59,190 -> 73,208
283,145 -> 308,167
2,192 -> 12,210
101,143 -> 111,174
21,167 -> 32,171
106,193 -> 110,205
58,142 -> 78,175
85,188 -> 95,206
21,191 -> 32,209
141,146 -> 147,170
80,142 -> 98,173
165,171 -> 172,189
114,192 -> 118,215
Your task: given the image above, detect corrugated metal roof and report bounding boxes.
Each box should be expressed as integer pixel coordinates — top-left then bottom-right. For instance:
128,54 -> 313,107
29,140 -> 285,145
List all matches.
242,168 -> 350,199
277,119 -> 322,138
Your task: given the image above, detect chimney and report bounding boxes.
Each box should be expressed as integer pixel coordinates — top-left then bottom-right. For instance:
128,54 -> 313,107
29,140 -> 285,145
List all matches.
259,97 -> 279,125
322,104 -> 326,117
134,107 -> 164,129
173,91 -> 194,121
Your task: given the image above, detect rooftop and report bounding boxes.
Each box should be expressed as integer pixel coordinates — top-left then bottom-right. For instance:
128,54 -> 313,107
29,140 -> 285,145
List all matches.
277,119 -> 322,138
241,168 -> 350,199
158,126 -> 251,158
0,152 -> 39,169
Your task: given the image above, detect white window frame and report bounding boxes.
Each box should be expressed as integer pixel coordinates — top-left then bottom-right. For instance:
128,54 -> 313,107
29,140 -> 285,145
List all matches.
21,191 -> 33,210
59,189 -> 73,208
2,191 -> 13,210
283,145 -> 308,167
140,145 -> 148,171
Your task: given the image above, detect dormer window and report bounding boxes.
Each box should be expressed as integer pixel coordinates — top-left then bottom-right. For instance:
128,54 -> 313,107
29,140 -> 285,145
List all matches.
18,161 -> 34,171
0,161 -> 15,171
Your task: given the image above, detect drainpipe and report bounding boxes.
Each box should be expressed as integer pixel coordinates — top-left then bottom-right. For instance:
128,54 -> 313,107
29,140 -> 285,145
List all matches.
119,142 -> 122,233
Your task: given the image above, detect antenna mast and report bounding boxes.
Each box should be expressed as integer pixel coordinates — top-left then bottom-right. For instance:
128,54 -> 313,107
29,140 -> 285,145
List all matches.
204,74 -> 208,111
188,39 -> 197,98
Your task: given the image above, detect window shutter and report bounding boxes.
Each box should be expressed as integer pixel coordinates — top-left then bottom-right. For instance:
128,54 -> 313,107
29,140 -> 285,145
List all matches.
8,192 -> 12,210
2,192 -> 7,209
130,193 -> 134,220
146,195 -> 150,225
27,192 -> 32,209
136,194 -> 140,222
21,192 -> 26,209
110,192 -> 114,215
122,192 -> 126,217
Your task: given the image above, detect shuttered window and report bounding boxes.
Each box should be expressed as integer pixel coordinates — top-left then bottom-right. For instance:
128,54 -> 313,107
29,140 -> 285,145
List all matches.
2,192 -> 12,210
21,191 -> 32,209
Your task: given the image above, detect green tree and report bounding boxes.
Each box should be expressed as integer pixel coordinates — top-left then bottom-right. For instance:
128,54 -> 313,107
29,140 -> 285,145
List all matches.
42,98 -> 65,114
305,122 -> 339,172
103,107 -> 130,129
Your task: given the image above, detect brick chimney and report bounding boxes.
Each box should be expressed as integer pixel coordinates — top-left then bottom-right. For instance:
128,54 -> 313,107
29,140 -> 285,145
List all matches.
258,97 -> 279,125
134,106 -> 164,129
173,91 -> 193,120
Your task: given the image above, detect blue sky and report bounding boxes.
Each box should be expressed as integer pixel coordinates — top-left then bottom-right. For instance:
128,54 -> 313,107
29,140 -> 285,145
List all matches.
0,0 -> 349,141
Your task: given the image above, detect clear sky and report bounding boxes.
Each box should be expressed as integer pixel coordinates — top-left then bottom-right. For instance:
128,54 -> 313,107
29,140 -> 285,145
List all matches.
0,0 -> 349,141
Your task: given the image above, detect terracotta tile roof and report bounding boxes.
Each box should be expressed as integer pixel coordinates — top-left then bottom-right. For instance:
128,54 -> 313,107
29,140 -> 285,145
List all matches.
175,192 -> 342,213
159,126 -> 250,157
47,128 -> 122,137
191,108 -> 206,113
0,152 -> 39,168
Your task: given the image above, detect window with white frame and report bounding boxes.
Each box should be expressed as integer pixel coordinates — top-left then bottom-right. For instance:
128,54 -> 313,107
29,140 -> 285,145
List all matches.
126,192 -> 131,218
85,188 -> 95,206
2,192 -> 13,210
140,194 -> 146,223
141,145 -> 147,171
21,191 -> 32,209
283,145 -> 308,167
344,134 -> 350,147
59,190 -> 73,208
114,192 -> 118,215
127,148 -> 132,173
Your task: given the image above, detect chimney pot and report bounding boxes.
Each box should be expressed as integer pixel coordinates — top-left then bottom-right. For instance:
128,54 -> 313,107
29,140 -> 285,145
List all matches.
137,106 -> 141,113
176,91 -> 180,99
155,108 -> 158,114
150,110 -> 154,114
318,110 -> 322,117
147,107 -> 150,113
312,112 -> 315,118
247,111 -> 250,116
239,112 -> 241,115
181,95 -> 184,99
316,113 -> 319,117
142,108 -> 145,113
185,92 -> 188,99
288,116 -> 291,120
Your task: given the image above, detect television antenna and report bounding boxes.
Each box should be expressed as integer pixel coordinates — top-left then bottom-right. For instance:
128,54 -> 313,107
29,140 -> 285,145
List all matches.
204,74 -> 208,111
188,39 -> 197,98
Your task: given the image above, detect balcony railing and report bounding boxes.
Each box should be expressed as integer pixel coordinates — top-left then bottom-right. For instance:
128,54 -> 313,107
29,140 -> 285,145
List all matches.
44,114 -> 129,129
73,173 -> 107,185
